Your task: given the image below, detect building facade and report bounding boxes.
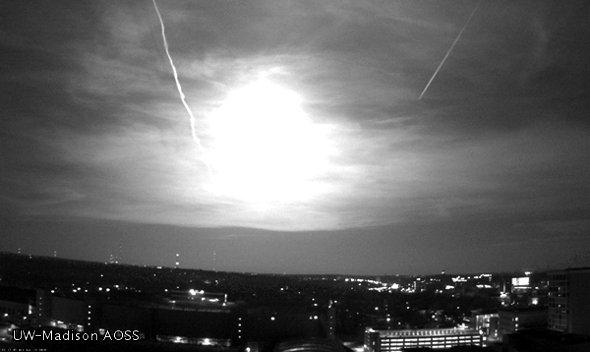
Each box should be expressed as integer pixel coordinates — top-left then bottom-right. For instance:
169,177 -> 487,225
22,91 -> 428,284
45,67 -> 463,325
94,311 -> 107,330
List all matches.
548,267 -> 590,336
498,308 -> 547,338
36,289 -> 245,346
0,286 -> 36,326
364,327 -> 482,352
472,312 -> 499,344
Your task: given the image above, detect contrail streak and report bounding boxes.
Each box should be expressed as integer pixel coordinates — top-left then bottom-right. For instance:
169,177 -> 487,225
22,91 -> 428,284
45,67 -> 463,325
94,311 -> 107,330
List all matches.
152,0 -> 201,148
418,2 -> 480,100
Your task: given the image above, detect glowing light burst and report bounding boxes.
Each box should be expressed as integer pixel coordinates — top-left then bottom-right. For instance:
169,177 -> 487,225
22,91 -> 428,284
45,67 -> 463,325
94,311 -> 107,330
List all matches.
205,78 -> 332,204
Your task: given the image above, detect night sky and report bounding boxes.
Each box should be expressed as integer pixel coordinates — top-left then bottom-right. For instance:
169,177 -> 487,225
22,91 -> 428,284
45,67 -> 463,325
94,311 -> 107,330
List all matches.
1,0 -> 589,274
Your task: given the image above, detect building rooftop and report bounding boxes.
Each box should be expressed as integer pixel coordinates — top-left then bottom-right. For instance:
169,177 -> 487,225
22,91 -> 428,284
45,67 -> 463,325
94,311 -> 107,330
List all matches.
471,309 -> 499,316
498,307 -> 547,313
274,338 -> 347,352
0,285 -> 36,304
366,327 -> 480,337
548,267 -> 590,274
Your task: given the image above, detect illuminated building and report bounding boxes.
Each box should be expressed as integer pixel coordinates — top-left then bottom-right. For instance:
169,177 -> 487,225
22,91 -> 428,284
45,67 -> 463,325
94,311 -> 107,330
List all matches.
498,308 -> 547,338
364,327 -> 482,352
511,277 -> 531,293
472,311 -> 499,344
548,267 -> 590,335
327,300 -> 336,338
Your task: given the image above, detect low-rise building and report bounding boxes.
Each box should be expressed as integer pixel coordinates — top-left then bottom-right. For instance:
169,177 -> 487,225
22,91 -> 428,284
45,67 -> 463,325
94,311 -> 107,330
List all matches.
364,327 -> 482,352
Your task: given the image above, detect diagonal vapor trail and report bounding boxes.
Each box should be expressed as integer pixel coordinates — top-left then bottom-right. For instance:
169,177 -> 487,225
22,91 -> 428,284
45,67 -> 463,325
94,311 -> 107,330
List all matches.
151,0 -> 202,149
418,2 -> 480,100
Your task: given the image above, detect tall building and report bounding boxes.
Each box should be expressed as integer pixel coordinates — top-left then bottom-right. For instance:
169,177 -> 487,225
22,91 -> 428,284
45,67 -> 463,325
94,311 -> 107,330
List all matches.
327,300 -> 336,339
364,327 -> 482,352
472,311 -> 499,344
548,267 -> 590,335
498,308 -> 547,338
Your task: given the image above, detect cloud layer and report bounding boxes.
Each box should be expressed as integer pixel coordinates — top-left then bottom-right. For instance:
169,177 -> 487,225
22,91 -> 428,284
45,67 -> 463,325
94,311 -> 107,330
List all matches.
1,0 -> 589,273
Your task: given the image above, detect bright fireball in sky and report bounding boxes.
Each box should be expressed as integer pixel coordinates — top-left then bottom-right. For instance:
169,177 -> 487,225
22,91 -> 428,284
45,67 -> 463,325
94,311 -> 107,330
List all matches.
205,78 -> 331,204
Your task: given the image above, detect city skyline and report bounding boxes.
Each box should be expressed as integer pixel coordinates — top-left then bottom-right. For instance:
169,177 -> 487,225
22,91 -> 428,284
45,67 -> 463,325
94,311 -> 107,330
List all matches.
1,0 -> 589,275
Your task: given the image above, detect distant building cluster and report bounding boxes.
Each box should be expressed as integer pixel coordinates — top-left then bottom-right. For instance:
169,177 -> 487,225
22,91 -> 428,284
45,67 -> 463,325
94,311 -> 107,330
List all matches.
1,252 -> 590,351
